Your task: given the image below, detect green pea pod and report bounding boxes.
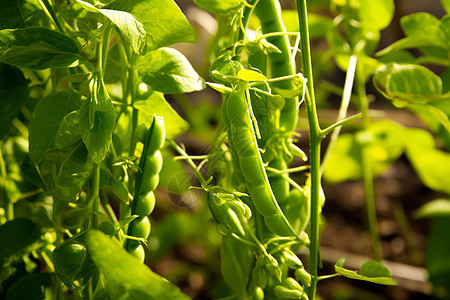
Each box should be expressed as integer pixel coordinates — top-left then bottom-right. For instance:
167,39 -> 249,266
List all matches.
283,248 -> 303,269
265,254 -> 282,282
134,191 -> 156,216
128,244 -> 146,263
225,87 -> 297,237
284,277 -> 303,292
126,116 -> 165,258
252,264 -> 268,289
209,194 -> 247,238
224,205 -> 246,237
52,231 -> 95,291
273,285 -> 303,299
144,115 -> 165,155
130,216 -> 151,239
295,267 -> 312,287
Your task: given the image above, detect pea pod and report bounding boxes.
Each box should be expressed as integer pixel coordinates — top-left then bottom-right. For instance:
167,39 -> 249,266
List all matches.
125,116 -> 165,261
295,267 -> 312,287
224,86 -> 297,237
273,285 -> 303,299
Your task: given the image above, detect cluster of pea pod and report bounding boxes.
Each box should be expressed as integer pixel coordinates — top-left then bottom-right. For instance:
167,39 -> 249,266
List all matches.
125,116 -> 165,262
204,0 -> 316,299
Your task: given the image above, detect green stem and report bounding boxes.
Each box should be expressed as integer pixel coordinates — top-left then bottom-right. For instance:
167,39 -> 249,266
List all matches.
127,52 -> 139,157
90,165 -> 101,229
296,0 -> 321,298
38,0 -> 65,32
320,55 -> 357,176
319,113 -> 362,138
356,60 -> 382,261
255,0 -> 298,131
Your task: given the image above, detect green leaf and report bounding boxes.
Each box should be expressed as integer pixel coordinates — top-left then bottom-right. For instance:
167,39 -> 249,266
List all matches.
427,217 -> 450,290
0,219 -> 42,267
79,80 -> 115,164
5,273 -> 50,300
335,260 -> 397,285
415,198 -> 450,218
109,0 -> 195,50
324,121 -> 405,182
282,11 -> 334,40
86,229 -> 190,300
133,91 -> 189,139
443,0 -> 450,12
221,235 -> 252,299
374,63 -> 445,107
237,69 -> 267,82
136,47 -> 205,94
332,0 -> 394,30
29,90 -> 82,163
360,261 -> 392,278
76,0 -> 147,55
55,111 -> 82,148
0,27 -> 85,69
357,0 -> 394,30
405,128 -> 450,194
53,143 -> 94,214
193,0 -> 244,16
0,63 -> 29,139
377,13 -> 448,56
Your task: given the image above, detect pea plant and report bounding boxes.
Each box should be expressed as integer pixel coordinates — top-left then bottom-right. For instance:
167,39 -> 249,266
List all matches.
1,0 -> 449,299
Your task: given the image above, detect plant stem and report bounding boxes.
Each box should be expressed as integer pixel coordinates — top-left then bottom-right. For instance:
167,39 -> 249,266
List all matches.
320,55 -> 357,176
38,0 -> 65,33
90,164 -> 100,229
296,0 -> 322,298
355,60 -> 382,261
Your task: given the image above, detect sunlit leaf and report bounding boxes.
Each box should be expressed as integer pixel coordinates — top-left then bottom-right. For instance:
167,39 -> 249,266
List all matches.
109,0 -> 194,50
282,11 -> 333,39
76,0 -> 147,55
415,198 -> 450,218
237,69 -> 267,82
405,128 -> 450,194
373,63 -> 445,107
133,91 -> 189,139
377,12 -> 448,56
86,230 -> 190,300
324,121 -> 405,182
335,260 -> 397,285
136,48 -> 205,94
193,0 -> 244,16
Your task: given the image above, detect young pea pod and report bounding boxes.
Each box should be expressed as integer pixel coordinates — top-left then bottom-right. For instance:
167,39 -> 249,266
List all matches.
126,116 -> 165,261
273,285 -> 303,299
295,267 -> 312,287
282,248 -> 304,269
208,193 -> 248,238
225,86 -> 297,237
